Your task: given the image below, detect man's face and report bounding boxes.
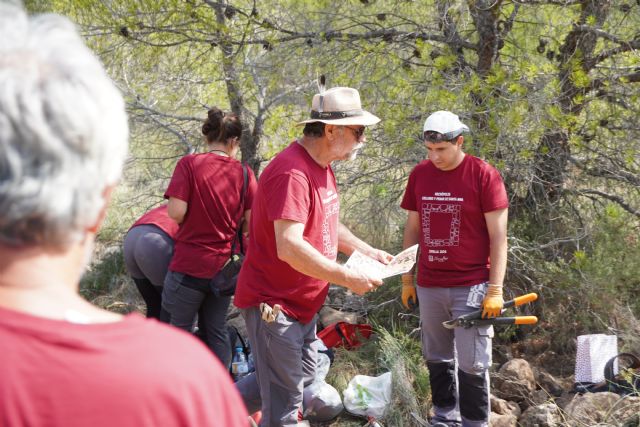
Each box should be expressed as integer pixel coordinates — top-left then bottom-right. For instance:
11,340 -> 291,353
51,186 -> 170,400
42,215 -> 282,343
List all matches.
336,125 -> 366,161
425,136 -> 463,171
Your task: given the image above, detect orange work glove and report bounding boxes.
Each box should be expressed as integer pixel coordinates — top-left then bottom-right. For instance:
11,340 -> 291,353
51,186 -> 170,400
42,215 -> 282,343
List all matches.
481,283 -> 504,318
401,274 -> 417,310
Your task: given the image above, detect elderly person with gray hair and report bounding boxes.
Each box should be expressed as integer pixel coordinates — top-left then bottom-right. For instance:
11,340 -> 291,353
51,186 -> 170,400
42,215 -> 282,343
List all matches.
0,4 -> 248,426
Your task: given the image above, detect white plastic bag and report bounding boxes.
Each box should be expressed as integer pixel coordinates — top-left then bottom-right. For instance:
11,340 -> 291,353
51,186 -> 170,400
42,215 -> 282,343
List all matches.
302,380 -> 343,422
575,334 -> 618,383
343,372 -> 392,419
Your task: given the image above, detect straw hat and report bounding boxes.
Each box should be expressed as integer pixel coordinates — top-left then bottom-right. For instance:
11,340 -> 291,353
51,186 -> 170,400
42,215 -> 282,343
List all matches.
298,87 -> 380,126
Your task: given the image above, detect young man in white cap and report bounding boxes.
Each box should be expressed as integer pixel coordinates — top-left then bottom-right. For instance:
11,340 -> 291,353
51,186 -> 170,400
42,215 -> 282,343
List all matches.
234,86 -> 392,426
399,111 -> 509,427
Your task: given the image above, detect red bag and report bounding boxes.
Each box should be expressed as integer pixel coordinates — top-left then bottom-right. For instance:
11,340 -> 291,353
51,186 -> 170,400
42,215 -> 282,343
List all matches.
318,322 -> 372,349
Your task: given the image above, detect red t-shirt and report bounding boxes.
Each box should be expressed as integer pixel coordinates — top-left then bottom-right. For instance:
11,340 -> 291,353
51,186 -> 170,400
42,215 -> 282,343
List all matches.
0,306 -> 248,427
165,154 -> 257,278
130,204 -> 179,238
234,142 -> 339,323
401,154 -> 508,287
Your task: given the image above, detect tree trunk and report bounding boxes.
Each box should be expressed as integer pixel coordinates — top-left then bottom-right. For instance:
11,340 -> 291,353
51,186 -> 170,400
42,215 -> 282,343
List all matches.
524,0 -> 611,213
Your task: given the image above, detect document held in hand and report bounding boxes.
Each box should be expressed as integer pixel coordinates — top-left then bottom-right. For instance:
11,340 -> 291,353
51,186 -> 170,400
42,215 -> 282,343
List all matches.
345,244 -> 419,280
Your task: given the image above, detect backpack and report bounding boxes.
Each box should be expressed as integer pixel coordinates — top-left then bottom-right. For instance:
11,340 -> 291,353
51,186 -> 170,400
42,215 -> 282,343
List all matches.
574,352 -> 640,395
603,353 -> 640,396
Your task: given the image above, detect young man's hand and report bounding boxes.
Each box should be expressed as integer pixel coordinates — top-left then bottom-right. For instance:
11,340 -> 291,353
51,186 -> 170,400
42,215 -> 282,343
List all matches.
401,274 -> 417,310
482,284 -> 504,318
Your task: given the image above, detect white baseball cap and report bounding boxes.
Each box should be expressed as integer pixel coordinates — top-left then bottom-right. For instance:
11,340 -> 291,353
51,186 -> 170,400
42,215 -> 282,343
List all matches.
423,110 -> 469,140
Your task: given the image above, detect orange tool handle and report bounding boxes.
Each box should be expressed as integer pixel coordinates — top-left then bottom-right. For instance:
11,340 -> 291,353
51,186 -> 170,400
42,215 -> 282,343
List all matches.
514,316 -> 538,325
511,293 -> 538,307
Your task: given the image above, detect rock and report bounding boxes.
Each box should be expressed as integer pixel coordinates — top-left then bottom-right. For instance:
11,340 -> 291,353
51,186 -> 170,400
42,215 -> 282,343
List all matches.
493,344 -> 513,367
621,413 -> 640,427
532,350 -> 575,377
493,358 -> 536,403
518,403 -> 562,427
491,395 -> 521,417
318,306 -> 359,328
615,397 -> 640,424
526,389 -> 553,409
554,391 -> 576,410
564,393 -> 640,426
489,412 -> 517,427
533,367 -> 565,397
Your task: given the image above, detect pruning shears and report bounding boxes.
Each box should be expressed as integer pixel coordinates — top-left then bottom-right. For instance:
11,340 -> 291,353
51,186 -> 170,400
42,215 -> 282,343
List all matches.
442,293 -> 538,329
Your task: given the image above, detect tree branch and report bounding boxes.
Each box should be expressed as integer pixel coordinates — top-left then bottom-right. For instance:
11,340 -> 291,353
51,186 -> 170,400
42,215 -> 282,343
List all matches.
572,189 -> 639,218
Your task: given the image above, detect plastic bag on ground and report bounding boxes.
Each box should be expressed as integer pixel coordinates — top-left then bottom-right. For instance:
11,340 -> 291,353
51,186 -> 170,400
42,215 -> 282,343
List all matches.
343,372 -> 392,420
302,380 -> 343,422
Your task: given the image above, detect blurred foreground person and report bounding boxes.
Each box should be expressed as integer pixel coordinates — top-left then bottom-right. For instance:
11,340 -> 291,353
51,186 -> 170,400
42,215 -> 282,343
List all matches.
0,5 -> 248,426
123,204 -> 178,319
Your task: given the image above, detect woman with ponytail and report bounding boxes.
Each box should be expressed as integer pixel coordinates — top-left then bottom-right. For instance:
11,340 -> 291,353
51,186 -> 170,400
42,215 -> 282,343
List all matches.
162,107 -> 257,368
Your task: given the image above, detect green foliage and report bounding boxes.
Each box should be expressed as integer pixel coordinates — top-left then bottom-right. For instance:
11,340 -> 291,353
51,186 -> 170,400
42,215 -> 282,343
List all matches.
39,0 -> 640,420
514,206 -> 640,354
80,247 -> 126,300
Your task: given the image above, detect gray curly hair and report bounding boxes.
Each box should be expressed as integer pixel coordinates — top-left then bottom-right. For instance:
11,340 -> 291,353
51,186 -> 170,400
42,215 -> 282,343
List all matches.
0,4 -> 129,248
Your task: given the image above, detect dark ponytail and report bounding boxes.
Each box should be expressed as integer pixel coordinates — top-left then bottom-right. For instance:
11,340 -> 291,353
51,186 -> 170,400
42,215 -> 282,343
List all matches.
201,107 -> 242,145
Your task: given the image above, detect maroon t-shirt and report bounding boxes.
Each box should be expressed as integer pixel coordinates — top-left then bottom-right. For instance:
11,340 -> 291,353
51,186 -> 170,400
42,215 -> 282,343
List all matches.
0,306 -> 248,426
130,204 -> 179,238
165,153 -> 257,278
401,154 -> 509,287
234,142 -> 339,323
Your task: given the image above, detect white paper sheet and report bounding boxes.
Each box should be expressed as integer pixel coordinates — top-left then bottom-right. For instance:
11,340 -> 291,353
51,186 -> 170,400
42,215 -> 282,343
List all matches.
344,244 -> 418,280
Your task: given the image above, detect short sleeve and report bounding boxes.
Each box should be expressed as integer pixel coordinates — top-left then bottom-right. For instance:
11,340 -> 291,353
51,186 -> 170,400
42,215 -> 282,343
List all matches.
164,157 -> 192,202
263,171 -> 310,223
243,167 -> 258,212
480,165 -> 509,213
400,167 -> 418,211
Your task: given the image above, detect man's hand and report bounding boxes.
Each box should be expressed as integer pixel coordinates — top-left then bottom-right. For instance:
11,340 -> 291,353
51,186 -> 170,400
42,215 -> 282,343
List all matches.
344,268 -> 382,296
482,283 -> 504,318
370,248 -> 394,265
401,274 -> 417,309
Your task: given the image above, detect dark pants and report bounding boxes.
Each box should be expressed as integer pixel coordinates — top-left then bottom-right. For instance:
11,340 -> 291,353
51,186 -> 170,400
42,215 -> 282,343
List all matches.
133,278 -> 162,319
162,270 -> 232,368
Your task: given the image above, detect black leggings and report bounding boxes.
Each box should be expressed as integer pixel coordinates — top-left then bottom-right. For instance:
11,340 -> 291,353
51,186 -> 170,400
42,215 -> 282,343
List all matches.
133,278 -> 163,320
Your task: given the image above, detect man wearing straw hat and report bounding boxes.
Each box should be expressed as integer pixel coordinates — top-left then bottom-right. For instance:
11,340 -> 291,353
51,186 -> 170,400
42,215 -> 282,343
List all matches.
235,86 -> 392,426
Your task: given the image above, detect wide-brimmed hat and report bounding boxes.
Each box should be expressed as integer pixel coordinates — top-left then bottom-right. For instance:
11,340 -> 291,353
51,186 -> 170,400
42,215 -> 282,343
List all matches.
298,87 -> 380,126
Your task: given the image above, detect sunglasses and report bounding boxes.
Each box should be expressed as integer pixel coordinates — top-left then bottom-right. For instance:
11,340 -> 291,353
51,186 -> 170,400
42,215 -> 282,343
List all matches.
344,126 -> 365,140
423,130 -> 461,142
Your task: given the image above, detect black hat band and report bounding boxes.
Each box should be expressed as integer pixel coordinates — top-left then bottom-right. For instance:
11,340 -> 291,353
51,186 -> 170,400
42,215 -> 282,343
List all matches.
310,109 -> 364,120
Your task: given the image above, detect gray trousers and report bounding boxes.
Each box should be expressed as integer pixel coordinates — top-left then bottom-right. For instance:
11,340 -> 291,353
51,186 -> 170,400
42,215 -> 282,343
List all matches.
417,285 -> 493,427
123,224 -> 174,319
162,270 -> 232,368
123,224 -> 174,286
242,306 -> 317,427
